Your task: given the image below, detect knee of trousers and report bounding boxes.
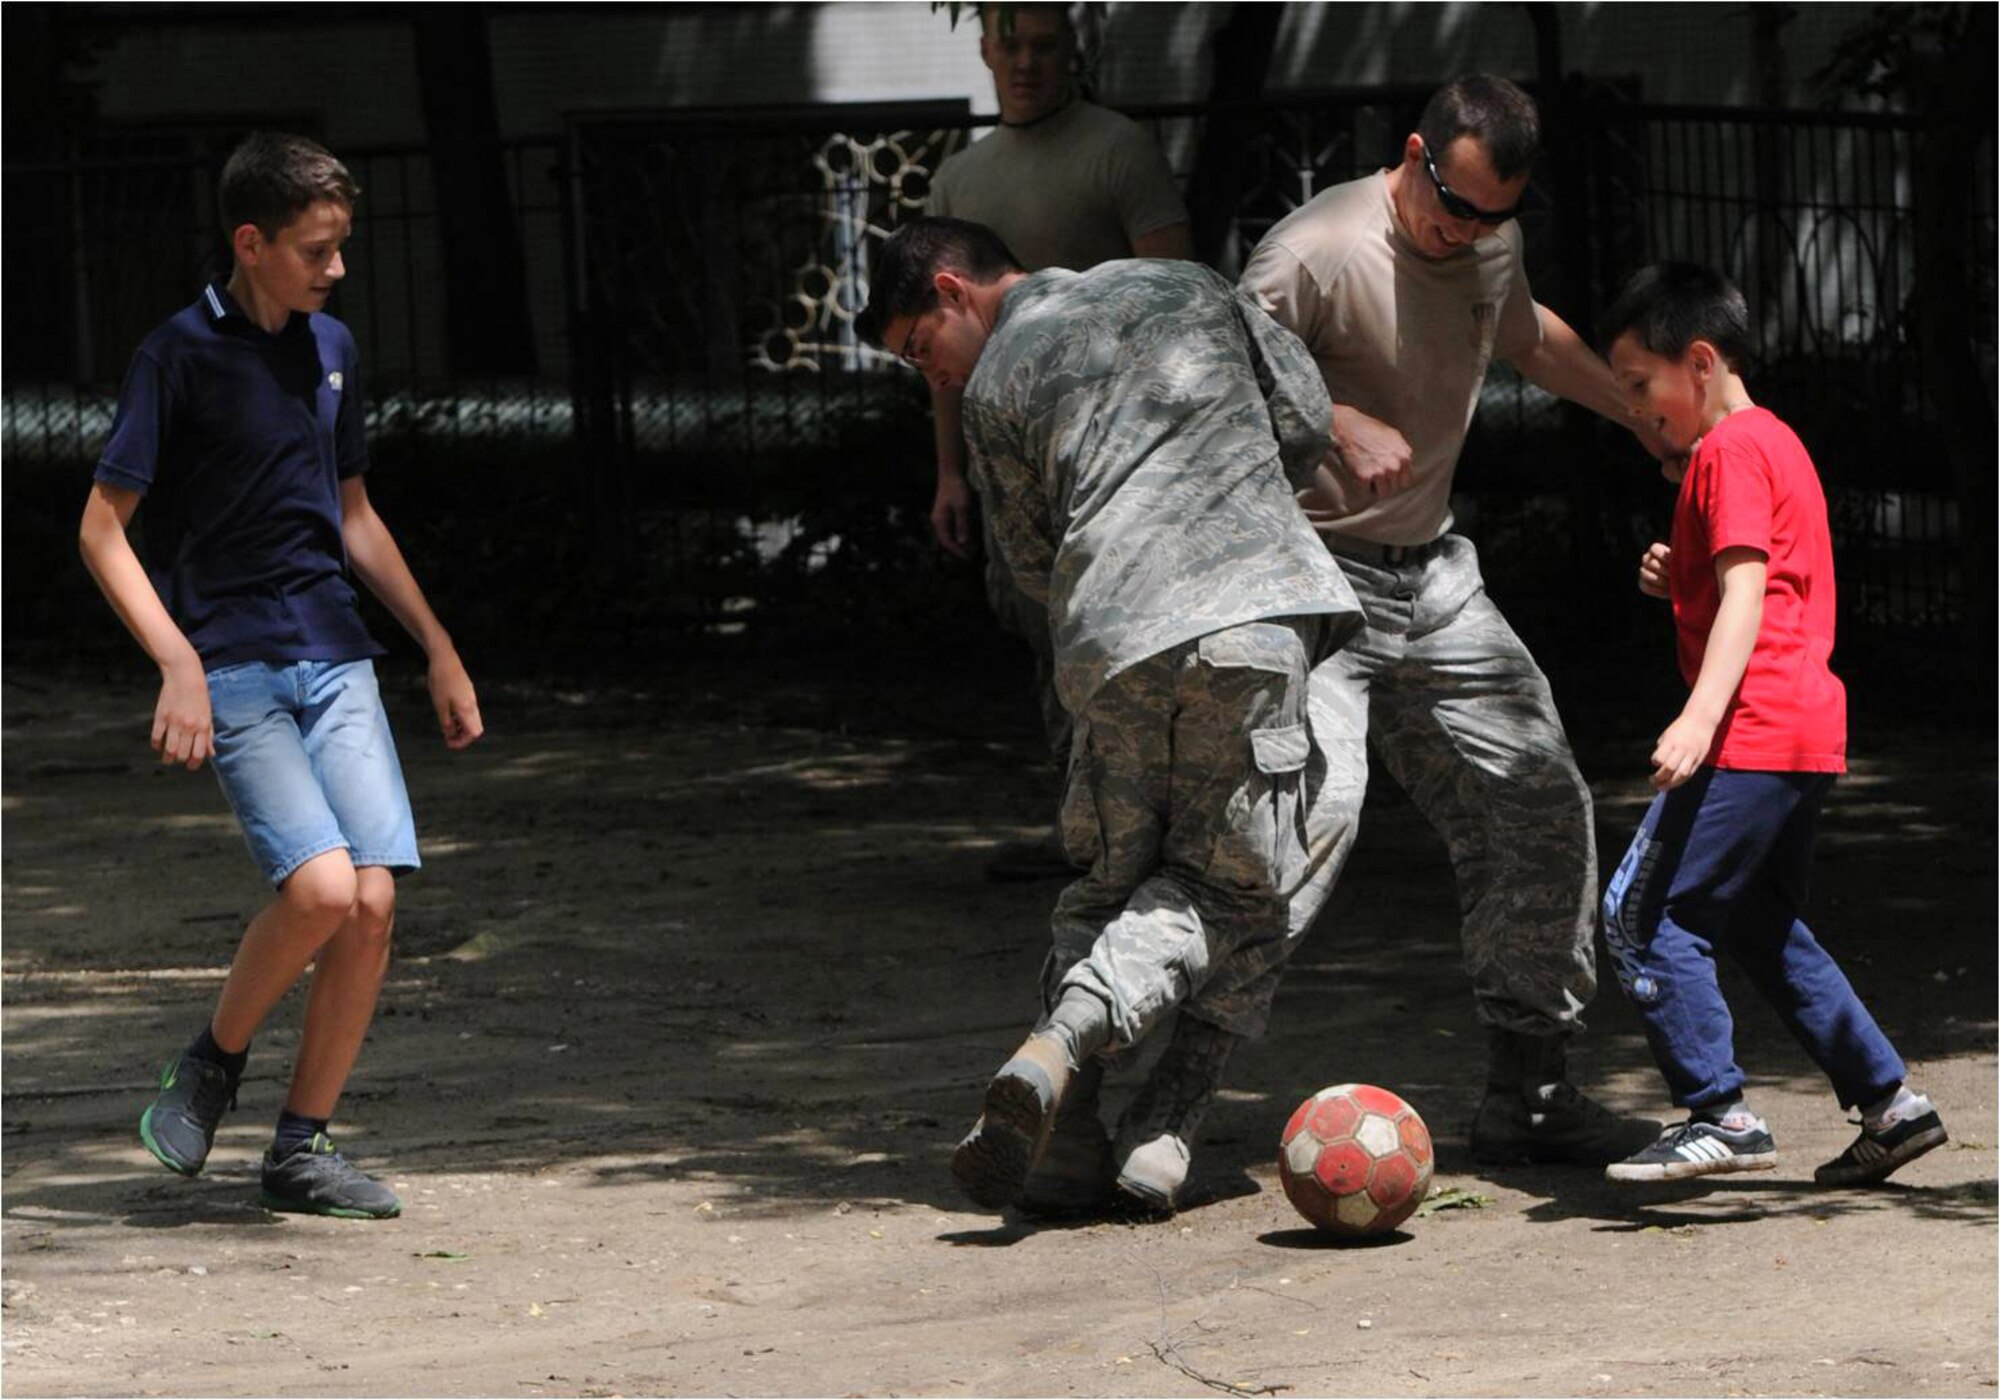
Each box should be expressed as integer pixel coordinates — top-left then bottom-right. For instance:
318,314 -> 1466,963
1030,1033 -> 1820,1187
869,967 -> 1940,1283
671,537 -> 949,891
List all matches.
1049,881 -> 1228,1048
1184,957 -> 1286,1041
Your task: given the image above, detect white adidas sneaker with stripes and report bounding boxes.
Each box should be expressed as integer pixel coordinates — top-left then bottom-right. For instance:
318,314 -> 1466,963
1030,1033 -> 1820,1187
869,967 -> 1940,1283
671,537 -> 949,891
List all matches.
1605,1116 -> 1778,1182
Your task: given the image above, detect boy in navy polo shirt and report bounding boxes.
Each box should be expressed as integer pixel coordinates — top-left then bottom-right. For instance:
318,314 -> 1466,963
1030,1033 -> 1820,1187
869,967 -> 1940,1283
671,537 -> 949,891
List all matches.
1594,262 -> 1946,1185
78,132 -> 483,1218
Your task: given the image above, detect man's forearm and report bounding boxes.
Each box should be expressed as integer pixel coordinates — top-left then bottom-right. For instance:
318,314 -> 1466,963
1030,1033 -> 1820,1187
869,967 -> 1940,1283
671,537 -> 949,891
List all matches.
931,381 -> 968,481
1512,303 -> 1640,428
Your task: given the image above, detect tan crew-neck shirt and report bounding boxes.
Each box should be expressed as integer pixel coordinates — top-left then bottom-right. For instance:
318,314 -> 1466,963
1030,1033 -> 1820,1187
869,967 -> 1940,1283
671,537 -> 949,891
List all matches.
1241,170 -> 1542,547
926,100 -> 1187,272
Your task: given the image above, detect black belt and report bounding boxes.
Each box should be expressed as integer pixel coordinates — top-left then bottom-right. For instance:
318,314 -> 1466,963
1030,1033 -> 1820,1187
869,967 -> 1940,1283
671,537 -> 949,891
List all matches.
1326,533 -> 1448,567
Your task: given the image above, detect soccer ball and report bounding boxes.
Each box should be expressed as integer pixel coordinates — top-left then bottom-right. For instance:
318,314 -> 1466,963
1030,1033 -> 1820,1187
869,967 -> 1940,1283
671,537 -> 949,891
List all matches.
1278,1084 -> 1434,1237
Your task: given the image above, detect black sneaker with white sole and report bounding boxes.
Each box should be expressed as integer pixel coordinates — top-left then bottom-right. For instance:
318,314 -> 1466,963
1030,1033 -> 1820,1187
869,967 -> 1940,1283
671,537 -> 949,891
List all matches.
1815,1099 -> 1948,1187
259,1134 -> 402,1219
1605,1117 -> 1777,1182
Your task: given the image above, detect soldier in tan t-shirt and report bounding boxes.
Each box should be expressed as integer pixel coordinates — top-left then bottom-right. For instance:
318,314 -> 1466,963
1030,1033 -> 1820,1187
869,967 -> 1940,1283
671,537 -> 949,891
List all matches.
919,3 -> 1190,887
1238,75 -> 1672,1171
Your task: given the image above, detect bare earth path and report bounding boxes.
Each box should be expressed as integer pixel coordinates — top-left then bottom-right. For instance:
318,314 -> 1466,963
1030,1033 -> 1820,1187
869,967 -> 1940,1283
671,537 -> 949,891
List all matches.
4,664 -> 1994,1398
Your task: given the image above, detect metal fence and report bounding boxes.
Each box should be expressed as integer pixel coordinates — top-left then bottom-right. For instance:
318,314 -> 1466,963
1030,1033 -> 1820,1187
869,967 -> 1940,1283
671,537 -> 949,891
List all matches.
5,92 -> 1991,662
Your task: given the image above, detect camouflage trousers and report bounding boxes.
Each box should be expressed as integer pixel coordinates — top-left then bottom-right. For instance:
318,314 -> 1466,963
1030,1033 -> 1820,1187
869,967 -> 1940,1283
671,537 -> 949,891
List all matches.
981,497 -> 1072,771
1278,533 -> 1600,1036
1043,618 -> 1321,1048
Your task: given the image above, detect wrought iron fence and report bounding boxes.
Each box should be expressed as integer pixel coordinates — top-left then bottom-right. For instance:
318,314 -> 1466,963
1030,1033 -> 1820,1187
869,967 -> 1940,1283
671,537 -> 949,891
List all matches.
1579,98 -> 1995,633
5,92 -> 1990,665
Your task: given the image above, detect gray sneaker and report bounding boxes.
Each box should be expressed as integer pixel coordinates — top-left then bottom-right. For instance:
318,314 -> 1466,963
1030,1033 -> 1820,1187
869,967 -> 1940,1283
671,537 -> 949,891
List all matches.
139,1053 -> 238,1177
259,1134 -> 402,1219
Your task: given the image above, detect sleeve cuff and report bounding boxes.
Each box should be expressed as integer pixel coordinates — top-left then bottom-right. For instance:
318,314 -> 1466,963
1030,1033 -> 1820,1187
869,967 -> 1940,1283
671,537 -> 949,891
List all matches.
94,460 -> 151,494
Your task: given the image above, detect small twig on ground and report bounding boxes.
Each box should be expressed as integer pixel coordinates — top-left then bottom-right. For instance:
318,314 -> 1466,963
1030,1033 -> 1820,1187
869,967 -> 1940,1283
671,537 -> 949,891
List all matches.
1230,1281 -> 1318,1311
1139,1260 -> 1295,1398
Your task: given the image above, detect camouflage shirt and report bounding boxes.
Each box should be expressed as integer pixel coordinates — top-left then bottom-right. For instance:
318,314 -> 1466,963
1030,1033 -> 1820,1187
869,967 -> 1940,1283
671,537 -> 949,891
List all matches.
959,259 -> 1362,714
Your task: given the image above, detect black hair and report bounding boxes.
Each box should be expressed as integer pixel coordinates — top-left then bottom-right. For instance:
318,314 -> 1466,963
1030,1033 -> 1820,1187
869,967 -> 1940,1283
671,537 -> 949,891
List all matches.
1417,74 -> 1540,181
857,217 -> 1024,346
219,131 -> 360,239
980,3 -> 1075,40
1598,261 -> 1754,370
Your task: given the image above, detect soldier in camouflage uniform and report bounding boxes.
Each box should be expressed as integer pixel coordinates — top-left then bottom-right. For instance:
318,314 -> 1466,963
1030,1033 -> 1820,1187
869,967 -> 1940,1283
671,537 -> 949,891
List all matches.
1239,75 -> 1669,1165
859,217 -> 1363,1213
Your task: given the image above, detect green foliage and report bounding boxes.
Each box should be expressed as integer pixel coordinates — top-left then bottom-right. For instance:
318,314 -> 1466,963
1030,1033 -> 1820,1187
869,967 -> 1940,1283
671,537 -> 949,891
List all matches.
931,0 -> 978,30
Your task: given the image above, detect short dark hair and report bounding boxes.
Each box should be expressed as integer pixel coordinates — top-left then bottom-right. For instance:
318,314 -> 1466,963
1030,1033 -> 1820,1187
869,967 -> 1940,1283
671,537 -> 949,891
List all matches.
1418,75 -> 1540,181
1599,261 -> 1754,371
857,217 -> 1024,346
980,2 -> 1074,41
219,132 -> 360,239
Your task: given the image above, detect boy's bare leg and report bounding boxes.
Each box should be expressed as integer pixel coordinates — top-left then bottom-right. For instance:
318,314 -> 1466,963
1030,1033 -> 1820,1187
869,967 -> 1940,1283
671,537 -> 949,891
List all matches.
286,865 -> 395,1118
210,848 -> 360,1053
141,847 -> 359,1178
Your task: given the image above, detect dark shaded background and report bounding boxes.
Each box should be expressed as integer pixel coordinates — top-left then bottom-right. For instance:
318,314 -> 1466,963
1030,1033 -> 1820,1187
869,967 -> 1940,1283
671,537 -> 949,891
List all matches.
3,3 -> 1993,736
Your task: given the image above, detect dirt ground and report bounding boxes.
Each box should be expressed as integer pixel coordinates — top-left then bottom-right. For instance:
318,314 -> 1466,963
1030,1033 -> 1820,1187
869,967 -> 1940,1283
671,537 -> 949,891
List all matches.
3,653 -> 1995,1399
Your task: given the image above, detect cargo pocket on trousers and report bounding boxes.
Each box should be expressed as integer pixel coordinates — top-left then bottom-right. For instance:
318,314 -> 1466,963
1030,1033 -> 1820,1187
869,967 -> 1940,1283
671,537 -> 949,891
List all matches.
1208,721 -> 1311,896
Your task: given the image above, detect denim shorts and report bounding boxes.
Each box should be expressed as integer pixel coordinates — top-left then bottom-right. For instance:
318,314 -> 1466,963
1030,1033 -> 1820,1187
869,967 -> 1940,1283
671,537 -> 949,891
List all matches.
206,658 -> 421,888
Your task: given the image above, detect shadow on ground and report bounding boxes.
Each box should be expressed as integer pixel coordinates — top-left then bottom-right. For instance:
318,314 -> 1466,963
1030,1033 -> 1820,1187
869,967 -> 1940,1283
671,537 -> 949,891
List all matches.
5,649 -> 1995,1243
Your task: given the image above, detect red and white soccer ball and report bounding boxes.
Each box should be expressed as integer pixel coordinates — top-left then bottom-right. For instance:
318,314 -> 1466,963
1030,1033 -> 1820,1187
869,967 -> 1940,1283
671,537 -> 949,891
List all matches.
1279,1083 -> 1434,1237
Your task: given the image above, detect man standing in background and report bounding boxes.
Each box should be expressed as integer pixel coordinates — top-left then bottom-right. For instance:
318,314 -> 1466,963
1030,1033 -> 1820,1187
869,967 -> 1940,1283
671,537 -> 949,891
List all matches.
923,1 -> 1189,881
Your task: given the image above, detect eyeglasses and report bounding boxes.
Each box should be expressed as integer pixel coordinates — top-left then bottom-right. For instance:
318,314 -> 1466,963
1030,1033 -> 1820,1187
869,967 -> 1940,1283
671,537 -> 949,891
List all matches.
896,313 -> 929,368
1419,140 -> 1526,226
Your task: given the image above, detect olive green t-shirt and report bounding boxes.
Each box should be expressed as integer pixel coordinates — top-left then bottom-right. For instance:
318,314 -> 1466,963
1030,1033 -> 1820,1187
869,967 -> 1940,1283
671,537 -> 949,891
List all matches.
926,100 -> 1187,272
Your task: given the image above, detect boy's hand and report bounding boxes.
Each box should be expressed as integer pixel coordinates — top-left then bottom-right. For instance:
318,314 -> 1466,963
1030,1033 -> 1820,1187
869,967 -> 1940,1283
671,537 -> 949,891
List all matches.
428,650 -> 484,750
1638,542 -> 1672,599
153,660 -> 213,771
1650,713 -> 1714,791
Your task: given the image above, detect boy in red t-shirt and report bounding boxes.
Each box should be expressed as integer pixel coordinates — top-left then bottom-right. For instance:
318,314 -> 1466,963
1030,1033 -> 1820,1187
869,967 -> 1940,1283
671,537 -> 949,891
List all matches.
1593,262 -> 1946,1185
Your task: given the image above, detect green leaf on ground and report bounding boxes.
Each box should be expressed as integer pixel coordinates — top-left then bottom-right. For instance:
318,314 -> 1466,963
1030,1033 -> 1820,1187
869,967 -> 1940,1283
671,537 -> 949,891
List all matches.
1415,1186 -> 1493,1216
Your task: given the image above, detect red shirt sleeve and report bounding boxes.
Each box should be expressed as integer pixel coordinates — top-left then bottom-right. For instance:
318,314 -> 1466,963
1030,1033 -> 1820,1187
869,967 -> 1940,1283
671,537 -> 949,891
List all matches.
1693,437 -> 1774,559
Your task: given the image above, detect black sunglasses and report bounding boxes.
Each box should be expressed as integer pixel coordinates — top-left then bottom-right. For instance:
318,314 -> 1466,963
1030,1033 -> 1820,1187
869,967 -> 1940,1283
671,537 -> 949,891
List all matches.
1420,140 -> 1526,225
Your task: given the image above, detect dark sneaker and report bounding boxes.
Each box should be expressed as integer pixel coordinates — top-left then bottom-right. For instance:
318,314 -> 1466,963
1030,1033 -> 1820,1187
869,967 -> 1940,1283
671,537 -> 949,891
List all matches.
139,1053 -> 238,1177
1605,1117 -> 1777,1182
950,1031 -> 1072,1210
1815,1098 -> 1947,1187
1471,1081 -> 1662,1167
259,1134 -> 402,1219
